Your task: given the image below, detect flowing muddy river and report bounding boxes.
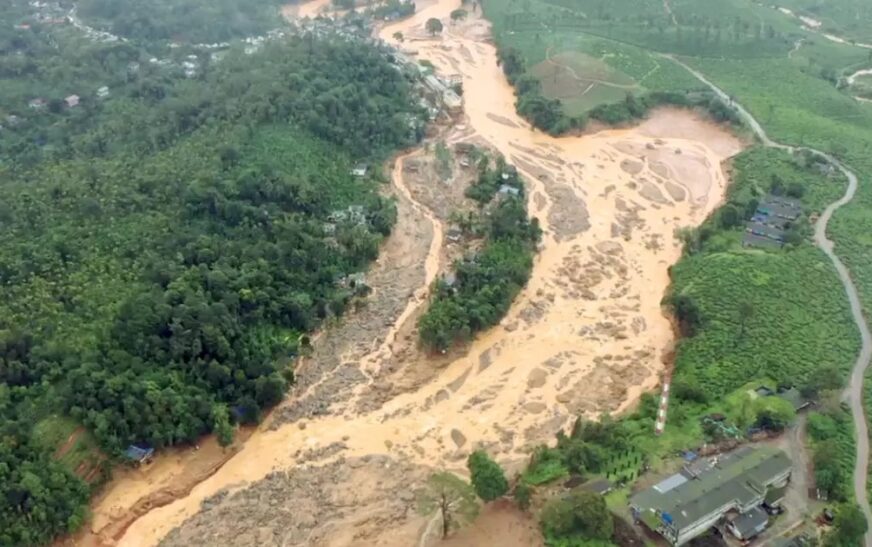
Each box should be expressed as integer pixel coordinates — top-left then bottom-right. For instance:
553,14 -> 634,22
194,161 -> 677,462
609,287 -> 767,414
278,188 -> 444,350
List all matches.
80,2 -> 745,546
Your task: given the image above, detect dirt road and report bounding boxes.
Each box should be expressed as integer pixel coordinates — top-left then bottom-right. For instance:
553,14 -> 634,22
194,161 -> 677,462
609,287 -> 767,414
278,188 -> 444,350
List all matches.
669,55 -> 872,547
80,4 -> 748,545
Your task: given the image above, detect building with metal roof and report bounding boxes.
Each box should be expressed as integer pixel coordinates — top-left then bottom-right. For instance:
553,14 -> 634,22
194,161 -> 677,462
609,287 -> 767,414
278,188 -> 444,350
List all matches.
630,447 -> 791,545
123,444 -> 154,465
728,505 -> 769,540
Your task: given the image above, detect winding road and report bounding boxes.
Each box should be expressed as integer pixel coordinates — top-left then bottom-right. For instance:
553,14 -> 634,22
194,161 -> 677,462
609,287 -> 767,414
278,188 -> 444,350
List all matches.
667,55 -> 872,546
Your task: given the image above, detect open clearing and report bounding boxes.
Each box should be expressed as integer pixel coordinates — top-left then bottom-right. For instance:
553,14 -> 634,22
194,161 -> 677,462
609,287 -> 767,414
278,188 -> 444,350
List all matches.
529,50 -> 642,115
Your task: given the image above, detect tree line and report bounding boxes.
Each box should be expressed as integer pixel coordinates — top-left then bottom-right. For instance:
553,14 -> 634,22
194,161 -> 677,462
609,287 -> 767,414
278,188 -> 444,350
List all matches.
418,157 -> 540,351
78,0 -> 285,43
496,45 -> 741,136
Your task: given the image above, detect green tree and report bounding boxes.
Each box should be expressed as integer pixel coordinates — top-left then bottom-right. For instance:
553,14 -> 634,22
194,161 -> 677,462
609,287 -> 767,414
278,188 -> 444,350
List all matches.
827,504 -> 868,546
539,490 -> 613,541
570,490 -> 614,540
669,293 -> 703,336
753,396 -> 795,431
426,17 -> 444,36
393,31 -> 404,42
813,440 -> 845,499
786,181 -> 806,198
719,204 -> 742,228
801,364 -> 843,399
468,450 -> 509,501
450,8 -> 468,22
417,472 -> 479,539
540,498 -> 575,537
211,403 -> 234,447
514,482 -> 532,511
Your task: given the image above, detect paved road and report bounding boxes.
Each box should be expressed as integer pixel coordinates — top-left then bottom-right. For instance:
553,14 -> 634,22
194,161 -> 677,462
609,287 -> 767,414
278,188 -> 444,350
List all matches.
667,55 -> 872,547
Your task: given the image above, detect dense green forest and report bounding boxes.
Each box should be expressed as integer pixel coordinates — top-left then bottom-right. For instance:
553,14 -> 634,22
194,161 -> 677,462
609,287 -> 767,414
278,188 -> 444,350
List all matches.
78,0 -> 284,43
0,2 -> 422,543
418,159 -> 540,351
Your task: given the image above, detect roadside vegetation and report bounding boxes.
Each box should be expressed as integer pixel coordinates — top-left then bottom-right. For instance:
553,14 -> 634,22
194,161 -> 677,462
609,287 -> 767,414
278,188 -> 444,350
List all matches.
418,157 -> 541,351
0,2 -> 423,543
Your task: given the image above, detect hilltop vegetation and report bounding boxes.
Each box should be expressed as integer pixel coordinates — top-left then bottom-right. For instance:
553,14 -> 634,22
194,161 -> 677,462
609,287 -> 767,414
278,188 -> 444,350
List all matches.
669,148 -> 857,396
775,0 -> 872,44
484,0 -> 870,133
0,3 -> 421,543
78,0 -> 285,43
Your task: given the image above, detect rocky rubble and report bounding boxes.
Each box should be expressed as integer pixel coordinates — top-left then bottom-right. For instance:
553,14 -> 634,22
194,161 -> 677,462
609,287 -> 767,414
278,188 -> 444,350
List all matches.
160,456 -> 428,547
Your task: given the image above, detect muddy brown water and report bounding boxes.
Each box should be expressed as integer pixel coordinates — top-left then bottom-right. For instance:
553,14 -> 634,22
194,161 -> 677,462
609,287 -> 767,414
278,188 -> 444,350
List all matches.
79,2 -> 746,545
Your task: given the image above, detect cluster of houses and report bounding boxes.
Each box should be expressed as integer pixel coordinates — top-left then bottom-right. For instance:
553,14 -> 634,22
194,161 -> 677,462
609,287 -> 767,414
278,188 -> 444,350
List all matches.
392,51 -> 463,119
22,1 -> 124,43
25,85 -> 109,114
742,195 -> 803,249
631,447 -> 793,545
25,1 -> 70,27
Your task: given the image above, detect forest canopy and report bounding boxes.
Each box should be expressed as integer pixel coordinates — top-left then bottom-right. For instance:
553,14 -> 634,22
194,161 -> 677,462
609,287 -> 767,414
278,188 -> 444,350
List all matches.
0,5 -> 422,543
78,0 -> 285,43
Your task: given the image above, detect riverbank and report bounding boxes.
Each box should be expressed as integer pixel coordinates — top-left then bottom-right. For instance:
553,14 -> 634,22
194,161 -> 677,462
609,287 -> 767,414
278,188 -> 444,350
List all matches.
71,3 -> 748,545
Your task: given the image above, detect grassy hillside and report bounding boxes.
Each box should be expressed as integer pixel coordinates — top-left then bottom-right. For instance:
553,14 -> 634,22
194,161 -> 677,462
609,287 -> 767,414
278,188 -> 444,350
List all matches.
775,0 -> 872,44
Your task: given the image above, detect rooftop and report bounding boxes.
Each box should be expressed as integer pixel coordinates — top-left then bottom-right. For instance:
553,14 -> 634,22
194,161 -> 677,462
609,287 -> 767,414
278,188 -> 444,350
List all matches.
746,222 -> 784,241
757,195 -> 802,221
123,444 -> 154,462
776,387 -> 810,411
631,447 -> 791,531
580,478 -> 613,495
730,505 -> 768,538
742,233 -> 783,249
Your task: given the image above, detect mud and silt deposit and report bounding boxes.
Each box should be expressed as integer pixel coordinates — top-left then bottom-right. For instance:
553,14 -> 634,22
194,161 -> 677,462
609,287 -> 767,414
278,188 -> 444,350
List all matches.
76,2 -> 744,546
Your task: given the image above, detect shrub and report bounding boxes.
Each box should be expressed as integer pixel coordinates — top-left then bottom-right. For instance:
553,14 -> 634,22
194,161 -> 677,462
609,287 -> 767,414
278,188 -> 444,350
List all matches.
468,450 -> 509,501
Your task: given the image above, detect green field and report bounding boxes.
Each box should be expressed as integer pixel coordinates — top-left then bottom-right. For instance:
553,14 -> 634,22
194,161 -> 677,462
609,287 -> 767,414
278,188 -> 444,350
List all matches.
774,0 -> 872,44
529,51 -> 642,115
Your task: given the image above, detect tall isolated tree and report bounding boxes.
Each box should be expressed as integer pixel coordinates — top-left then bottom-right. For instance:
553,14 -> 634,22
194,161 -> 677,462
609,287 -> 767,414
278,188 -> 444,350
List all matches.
467,450 -> 508,501
426,17 -> 444,36
417,472 -> 479,539
211,403 -> 234,447
540,490 -> 613,541
827,504 -> 868,546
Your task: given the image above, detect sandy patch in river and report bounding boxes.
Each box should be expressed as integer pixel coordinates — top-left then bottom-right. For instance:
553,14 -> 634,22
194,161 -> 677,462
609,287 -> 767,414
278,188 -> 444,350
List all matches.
84,2 -> 744,546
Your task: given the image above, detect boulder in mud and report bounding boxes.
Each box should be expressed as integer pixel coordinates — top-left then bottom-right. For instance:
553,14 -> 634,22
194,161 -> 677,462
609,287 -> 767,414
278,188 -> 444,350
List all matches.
450,428 -> 467,449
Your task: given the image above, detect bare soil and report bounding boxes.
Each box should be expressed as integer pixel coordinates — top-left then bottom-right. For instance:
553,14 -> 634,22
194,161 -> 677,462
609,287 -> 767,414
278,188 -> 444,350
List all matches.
77,3 -> 746,546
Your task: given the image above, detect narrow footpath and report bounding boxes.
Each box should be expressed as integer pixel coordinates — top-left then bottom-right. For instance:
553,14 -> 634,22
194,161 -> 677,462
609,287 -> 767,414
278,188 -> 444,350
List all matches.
667,55 -> 872,547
